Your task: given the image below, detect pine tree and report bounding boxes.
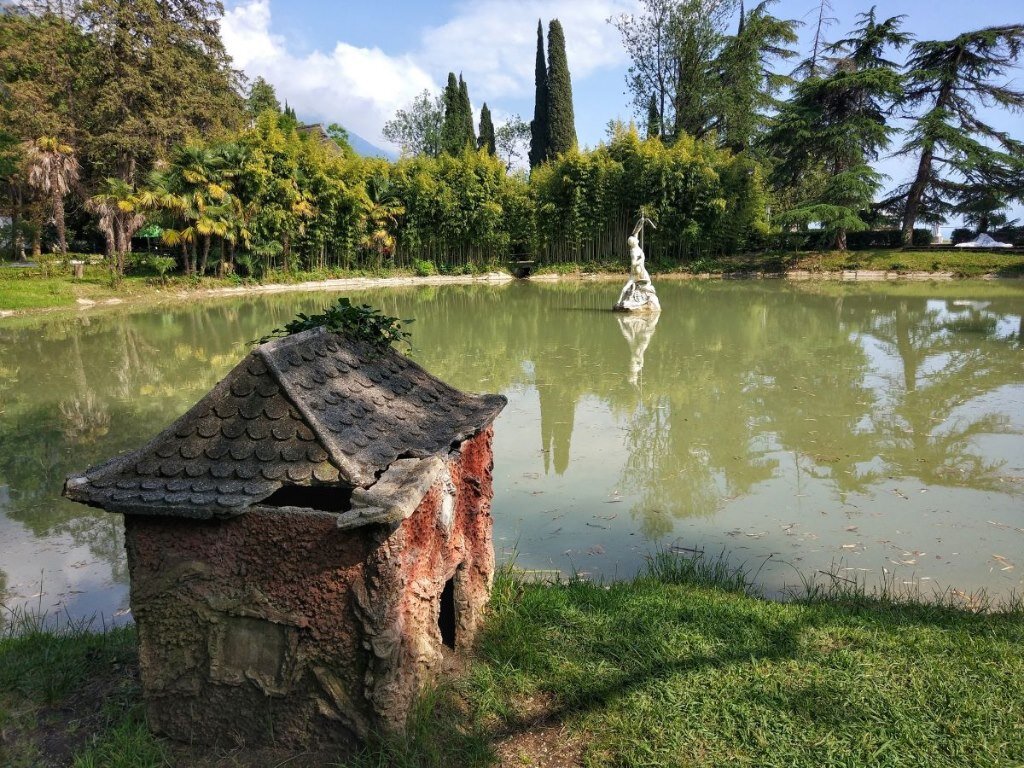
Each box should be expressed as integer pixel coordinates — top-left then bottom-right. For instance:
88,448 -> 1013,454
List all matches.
478,103 -> 496,155
247,76 -> 281,116
714,0 -> 799,153
529,19 -> 550,168
894,25 -> 1024,245
458,74 -> 476,149
646,93 -> 661,139
440,72 -> 464,155
768,10 -> 908,249
546,19 -> 577,157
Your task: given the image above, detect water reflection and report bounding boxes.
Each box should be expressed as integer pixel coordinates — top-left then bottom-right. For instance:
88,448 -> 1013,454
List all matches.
1,280 -> 1022,615
617,313 -> 659,387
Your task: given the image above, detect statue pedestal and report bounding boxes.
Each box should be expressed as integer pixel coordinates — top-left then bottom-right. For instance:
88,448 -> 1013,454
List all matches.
613,280 -> 660,312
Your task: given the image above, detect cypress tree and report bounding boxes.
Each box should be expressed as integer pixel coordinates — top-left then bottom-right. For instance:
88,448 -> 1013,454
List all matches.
478,103 -> 496,155
646,93 -> 661,139
440,71 -> 464,155
546,19 -> 577,157
529,19 -> 550,168
458,74 -> 476,149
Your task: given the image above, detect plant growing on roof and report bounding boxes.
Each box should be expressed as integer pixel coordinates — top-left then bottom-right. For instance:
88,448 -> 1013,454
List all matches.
258,297 -> 413,350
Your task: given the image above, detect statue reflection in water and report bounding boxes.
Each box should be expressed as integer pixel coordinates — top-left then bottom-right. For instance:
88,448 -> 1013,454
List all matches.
618,312 -> 660,387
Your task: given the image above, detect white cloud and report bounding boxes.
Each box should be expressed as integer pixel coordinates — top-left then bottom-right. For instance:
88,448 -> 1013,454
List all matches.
221,0 -> 633,149
417,0 -> 631,98
222,0 -> 437,146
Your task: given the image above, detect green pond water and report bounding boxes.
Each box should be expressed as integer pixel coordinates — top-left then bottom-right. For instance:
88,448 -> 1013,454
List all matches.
1,279 -> 1022,622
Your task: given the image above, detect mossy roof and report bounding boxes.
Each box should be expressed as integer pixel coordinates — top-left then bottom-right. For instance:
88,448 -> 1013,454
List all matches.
63,327 -> 505,519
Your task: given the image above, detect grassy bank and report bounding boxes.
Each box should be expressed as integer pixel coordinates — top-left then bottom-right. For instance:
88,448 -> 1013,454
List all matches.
3,247 -> 1023,314
536,248 -> 1024,278
3,553 -> 1022,768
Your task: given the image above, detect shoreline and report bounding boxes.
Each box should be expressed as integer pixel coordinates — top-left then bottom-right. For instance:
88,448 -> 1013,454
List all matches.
2,267 -> 1020,319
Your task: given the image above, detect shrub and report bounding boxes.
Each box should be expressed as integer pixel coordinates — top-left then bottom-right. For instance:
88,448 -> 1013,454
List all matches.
412,258 -> 437,277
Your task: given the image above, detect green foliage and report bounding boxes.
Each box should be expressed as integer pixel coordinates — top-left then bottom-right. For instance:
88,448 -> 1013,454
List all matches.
413,258 -> 437,277
529,19 -> 550,169
246,76 -> 281,117
257,297 -> 413,349
532,125 -> 768,261
894,24 -> 1024,244
384,90 -> 444,158
440,73 -> 475,156
714,0 -> 799,153
546,19 -> 577,158
766,9 -> 908,249
477,103 -> 496,156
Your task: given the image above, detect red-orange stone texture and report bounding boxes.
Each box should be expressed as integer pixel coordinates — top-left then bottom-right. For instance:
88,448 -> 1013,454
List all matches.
124,427 -> 497,750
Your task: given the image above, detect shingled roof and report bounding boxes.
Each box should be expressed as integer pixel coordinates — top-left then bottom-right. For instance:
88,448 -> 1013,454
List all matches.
64,327 -> 505,523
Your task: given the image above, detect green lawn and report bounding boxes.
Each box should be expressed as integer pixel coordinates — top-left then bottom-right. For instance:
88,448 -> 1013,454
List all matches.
3,554 -> 1021,768
535,248 -> 1024,279
3,248 -> 1023,313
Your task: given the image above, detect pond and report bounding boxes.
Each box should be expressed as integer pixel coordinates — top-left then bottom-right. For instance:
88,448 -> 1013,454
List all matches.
1,279 -> 1022,622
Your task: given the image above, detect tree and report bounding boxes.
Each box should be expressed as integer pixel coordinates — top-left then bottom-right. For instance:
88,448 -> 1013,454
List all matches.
546,19 -> 577,157
383,90 -> 444,157
458,75 -> 476,149
23,136 -> 80,254
610,0 -> 734,141
495,115 -> 531,169
478,103 -> 496,155
713,0 -> 798,153
800,0 -> 837,78
895,25 -> 1024,245
768,10 -> 908,249
671,0 -> 733,140
77,0 -> 244,186
85,178 -> 144,274
529,19 -> 550,168
326,123 -> 353,154
609,0 -> 678,141
646,94 -> 662,139
246,76 -> 281,117
440,72 -> 470,155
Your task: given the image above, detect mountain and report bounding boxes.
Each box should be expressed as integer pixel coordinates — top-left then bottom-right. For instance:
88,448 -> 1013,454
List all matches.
347,129 -> 398,160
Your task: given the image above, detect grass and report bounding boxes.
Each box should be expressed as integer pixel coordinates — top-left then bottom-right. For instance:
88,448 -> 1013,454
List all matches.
0,609 -> 158,768
3,247 -> 1022,313
527,248 -> 1024,279
2,551 -> 1022,767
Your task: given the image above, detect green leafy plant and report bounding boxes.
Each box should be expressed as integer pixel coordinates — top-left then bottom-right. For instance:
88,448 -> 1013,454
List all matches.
257,297 -> 413,349
412,258 -> 437,277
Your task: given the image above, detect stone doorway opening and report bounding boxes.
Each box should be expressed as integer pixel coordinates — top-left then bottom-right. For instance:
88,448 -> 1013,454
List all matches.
439,576 -> 457,649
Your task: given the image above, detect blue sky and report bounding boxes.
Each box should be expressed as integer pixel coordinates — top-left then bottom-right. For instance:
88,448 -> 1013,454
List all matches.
222,0 -> 1024,225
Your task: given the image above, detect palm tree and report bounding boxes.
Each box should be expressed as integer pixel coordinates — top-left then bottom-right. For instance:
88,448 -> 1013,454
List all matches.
357,174 -> 405,268
86,178 -> 145,275
149,144 -> 238,275
23,136 -> 80,254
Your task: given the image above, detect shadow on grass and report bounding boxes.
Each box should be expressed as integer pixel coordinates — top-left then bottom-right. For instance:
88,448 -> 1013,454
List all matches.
358,552 -> 1024,768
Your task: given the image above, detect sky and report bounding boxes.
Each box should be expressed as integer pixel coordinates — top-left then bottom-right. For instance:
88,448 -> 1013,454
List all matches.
221,0 -> 1024,226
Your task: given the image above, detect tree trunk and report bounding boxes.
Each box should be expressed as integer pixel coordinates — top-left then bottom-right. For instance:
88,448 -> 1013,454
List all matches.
978,214 -> 989,234
51,167 -> 68,254
12,188 -> 24,261
901,80 -> 955,246
834,228 -> 847,251
31,227 -> 41,259
199,235 -> 210,274
900,145 -> 933,247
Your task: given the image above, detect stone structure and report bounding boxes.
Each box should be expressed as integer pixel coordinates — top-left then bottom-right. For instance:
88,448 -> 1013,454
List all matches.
63,327 -> 506,750
614,218 -> 661,313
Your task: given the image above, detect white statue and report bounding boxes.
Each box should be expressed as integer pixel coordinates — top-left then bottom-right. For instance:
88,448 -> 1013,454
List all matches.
614,216 -> 660,312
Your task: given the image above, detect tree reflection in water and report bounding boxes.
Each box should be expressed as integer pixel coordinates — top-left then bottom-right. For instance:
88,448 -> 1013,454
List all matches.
0,280 -> 1021,612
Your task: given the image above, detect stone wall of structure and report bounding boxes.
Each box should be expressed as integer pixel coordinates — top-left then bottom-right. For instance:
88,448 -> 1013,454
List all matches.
124,427 -> 497,749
